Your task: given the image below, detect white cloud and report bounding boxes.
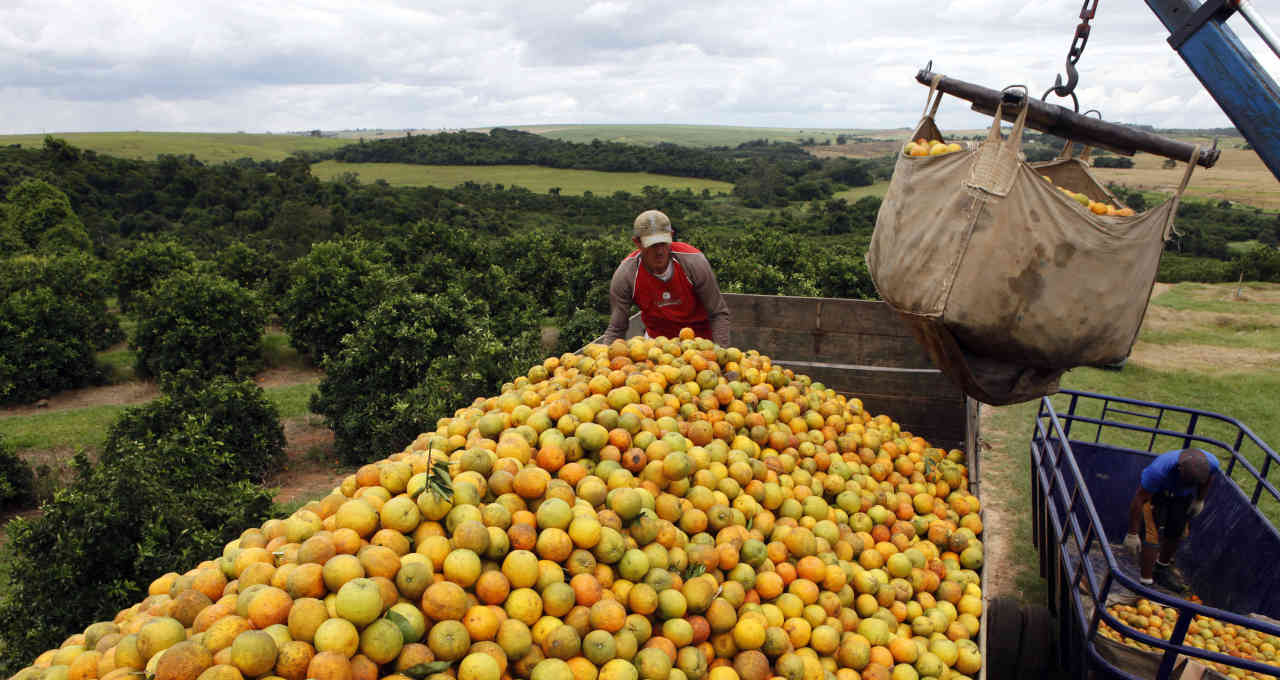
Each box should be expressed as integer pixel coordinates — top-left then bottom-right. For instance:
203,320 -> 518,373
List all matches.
0,0 -> 1276,134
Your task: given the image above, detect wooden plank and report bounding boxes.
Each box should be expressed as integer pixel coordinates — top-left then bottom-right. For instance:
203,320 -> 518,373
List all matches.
965,399 -> 983,495
774,361 -> 961,398
870,402 -> 967,451
732,327 -> 936,369
724,294 -> 914,337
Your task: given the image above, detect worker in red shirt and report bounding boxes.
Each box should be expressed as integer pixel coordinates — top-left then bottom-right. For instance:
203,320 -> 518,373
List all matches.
600,209 -> 731,347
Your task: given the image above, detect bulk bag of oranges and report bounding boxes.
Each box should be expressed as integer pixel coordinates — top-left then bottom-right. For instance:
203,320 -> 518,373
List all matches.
868,76 -> 1201,405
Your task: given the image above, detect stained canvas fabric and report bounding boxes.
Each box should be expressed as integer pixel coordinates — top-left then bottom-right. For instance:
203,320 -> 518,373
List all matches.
868,79 -> 1199,405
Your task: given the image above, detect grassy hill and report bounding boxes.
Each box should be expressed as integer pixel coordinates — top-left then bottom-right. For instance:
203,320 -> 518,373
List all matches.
310,161 -> 733,196
4,127 -> 1272,208
508,124 -> 900,147
0,132 -> 349,163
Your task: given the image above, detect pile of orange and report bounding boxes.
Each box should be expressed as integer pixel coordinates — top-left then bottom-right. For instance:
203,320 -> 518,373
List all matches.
1039,175 -> 1137,217
1100,599 -> 1279,679
12,330 -> 985,680
902,139 -> 963,157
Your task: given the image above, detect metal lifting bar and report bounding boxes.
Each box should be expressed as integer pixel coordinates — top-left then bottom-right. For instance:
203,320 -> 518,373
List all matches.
1234,0 -> 1280,59
913,69 -> 1219,167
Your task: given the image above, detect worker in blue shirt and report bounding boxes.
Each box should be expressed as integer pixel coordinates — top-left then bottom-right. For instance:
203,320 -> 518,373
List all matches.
1123,448 -> 1219,593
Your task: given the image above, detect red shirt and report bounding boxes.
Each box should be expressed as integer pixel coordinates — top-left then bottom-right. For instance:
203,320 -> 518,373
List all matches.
629,242 -> 713,340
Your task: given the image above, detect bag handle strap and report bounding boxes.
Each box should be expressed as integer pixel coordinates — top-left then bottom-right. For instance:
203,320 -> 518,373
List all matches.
1174,146 -> 1200,198
985,88 -> 1030,144
967,90 -> 1030,198
1162,146 -> 1201,239
1056,140 -> 1093,162
921,74 -> 944,120
1056,110 -> 1102,162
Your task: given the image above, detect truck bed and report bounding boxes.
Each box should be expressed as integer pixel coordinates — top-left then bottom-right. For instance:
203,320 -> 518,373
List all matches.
1030,390 -> 1280,679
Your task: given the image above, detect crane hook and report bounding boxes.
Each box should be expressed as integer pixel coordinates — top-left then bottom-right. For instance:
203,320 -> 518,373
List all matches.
1042,0 -> 1098,112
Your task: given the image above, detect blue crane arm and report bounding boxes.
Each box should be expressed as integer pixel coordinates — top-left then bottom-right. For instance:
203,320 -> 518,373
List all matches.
1146,0 -> 1280,181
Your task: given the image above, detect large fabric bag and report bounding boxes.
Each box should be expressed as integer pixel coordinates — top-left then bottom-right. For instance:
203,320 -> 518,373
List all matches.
867,78 -> 1199,405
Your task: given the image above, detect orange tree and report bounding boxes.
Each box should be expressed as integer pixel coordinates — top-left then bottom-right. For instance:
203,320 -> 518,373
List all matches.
131,272 -> 266,382
0,378 -> 284,672
310,286 -> 541,465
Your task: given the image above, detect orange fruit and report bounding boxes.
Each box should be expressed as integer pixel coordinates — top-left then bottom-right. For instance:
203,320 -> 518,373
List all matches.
228,631 -> 277,678
153,642 -> 212,680
306,651 -> 352,680
422,581 -> 469,622
274,641 -> 315,680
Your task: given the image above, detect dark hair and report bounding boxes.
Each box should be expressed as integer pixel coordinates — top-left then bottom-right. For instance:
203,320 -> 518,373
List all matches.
1177,449 -> 1212,486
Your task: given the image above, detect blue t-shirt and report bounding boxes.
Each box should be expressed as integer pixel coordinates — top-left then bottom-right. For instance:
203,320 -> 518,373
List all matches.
1140,449 -> 1220,497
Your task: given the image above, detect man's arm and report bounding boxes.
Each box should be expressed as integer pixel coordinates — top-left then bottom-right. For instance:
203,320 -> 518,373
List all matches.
681,252 -> 732,347
1189,478 -> 1212,518
1128,487 -> 1153,536
599,263 -> 635,345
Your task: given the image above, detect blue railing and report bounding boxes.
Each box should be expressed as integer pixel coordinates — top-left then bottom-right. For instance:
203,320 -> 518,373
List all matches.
1030,389 -> 1280,680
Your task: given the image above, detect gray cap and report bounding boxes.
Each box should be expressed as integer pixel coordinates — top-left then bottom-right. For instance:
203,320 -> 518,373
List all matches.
633,210 -> 673,248
1177,449 -> 1213,486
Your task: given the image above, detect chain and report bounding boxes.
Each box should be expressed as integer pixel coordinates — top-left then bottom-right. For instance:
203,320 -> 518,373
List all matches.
1044,0 -> 1100,111
1067,0 -> 1100,68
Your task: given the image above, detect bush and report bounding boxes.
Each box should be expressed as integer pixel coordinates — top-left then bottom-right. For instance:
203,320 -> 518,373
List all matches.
0,286 -> 103,405
1,179 -> 92,255
1157,254 -> 1237,283
0,438 -> 274,674
311,287 -> 541,464
0,252 -> 124,350
131,271 -> 266,381
1092,156 -> 1135,168
101,374 -> 287,483
0,433 -> 33,508
280,239 -> 397,364
1233,243 -> 1280,282
110,239 -> 199,312
214,240 -> 281,295
368,326 -> 543,461
553,307 -> 610,355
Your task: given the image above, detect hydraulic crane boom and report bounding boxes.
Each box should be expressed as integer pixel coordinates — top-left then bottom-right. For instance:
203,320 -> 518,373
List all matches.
1147,0 -> 1280,180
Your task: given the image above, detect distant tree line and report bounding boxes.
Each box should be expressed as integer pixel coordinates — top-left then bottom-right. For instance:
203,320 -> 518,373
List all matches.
326,128 -> 745,181
319,128 -> 888,207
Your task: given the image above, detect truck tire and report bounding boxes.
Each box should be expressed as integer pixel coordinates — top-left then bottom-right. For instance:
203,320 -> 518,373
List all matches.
985,597 -> 1056,680
1020,603 -> 1055,675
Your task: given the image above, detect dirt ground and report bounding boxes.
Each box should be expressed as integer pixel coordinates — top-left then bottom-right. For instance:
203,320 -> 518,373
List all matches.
267,415 -> 346,507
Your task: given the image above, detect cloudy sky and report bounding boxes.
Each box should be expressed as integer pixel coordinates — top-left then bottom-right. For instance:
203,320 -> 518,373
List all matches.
2,0 -> 1277,135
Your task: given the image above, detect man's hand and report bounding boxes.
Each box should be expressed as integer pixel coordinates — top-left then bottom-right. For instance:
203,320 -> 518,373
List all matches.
1189,499 -> 1205,518
1123,533 -> 1141,554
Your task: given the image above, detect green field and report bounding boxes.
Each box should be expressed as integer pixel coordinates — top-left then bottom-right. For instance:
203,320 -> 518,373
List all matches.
310,161 -> 735,195
832,181 -> 890,203
0,382 -> 318,455
0,132 -> 349,163
0,126 -> 907,165
513,124 -> 902,148
1228,239 -> 1264,254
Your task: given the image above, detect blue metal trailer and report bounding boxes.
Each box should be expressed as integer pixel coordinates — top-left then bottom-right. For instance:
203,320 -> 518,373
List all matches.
1030,389 -> 1280,679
